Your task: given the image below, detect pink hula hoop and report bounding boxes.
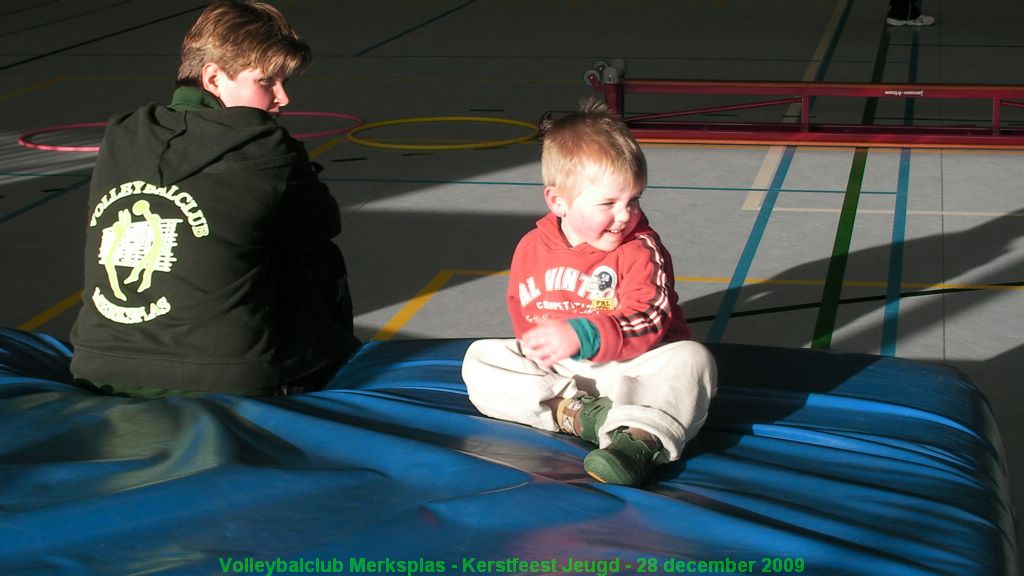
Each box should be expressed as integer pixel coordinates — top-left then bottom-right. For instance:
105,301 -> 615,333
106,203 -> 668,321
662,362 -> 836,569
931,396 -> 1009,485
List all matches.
17,122 -> 106,153
282,111 -> 364,139
16,111 -> 364,153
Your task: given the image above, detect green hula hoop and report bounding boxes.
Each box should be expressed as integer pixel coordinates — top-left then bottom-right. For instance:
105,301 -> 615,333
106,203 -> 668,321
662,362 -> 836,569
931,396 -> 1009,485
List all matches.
346,115 -> 539,151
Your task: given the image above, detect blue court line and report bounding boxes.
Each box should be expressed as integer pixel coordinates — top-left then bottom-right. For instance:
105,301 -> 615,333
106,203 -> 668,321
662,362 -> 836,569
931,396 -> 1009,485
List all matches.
706,146 -> 796,343
880,22 -> 921,356
882,150 -> 910,356
814,0 -> 854,81
704,0 -> 849,343
0,176 -> 90,226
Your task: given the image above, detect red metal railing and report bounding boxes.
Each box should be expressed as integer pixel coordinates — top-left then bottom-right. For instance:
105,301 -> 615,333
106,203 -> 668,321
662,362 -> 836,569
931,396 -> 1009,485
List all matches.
586,66 -> 1024,148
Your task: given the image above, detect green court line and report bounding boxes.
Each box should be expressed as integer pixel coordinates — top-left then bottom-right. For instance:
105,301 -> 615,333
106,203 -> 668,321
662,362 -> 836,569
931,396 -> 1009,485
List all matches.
809,16 -> 893,349
811,148 -> 867,349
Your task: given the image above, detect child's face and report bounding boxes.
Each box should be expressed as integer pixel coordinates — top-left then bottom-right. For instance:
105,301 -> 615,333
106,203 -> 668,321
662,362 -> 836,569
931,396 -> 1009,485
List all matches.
549,171 -> 643,252
211,66 -> 291,114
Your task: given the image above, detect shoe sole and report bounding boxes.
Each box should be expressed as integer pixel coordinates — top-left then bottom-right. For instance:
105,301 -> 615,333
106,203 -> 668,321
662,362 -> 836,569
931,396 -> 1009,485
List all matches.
584,450 -> 642,486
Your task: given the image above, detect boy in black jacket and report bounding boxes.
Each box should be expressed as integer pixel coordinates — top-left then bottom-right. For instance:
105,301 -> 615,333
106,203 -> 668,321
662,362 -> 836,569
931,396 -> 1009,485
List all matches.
70,1 -> 359,396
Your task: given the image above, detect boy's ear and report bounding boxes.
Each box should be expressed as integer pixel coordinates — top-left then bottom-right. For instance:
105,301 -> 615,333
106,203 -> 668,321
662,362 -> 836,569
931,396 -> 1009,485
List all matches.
200,62 -> 224,97
543,185 -> 569,218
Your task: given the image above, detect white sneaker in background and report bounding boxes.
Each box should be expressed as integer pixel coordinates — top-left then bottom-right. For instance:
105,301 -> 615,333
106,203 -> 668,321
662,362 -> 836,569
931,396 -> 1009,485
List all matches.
886,14 -> 936,26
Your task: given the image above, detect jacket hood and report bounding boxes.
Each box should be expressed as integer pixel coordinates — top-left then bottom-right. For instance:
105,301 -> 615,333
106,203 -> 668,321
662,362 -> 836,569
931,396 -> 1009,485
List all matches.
105,87 -> 288,186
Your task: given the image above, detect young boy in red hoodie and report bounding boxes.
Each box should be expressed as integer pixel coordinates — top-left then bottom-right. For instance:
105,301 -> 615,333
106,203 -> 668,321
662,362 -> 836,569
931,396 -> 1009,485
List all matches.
462,100 -> 717,486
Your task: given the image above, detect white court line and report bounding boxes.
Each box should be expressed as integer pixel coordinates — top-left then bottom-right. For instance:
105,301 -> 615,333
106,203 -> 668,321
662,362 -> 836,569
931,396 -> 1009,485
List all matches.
743,146 -> 785,210
743,0 -> 848,210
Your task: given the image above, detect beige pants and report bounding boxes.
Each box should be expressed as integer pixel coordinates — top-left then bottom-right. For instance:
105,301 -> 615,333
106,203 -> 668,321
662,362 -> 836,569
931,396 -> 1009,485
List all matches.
462,339 -> 717,462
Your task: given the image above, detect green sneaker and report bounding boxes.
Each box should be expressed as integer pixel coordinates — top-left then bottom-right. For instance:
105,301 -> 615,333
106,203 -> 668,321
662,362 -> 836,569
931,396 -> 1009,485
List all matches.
557,395 -> 612,445
584,428 -> 662,486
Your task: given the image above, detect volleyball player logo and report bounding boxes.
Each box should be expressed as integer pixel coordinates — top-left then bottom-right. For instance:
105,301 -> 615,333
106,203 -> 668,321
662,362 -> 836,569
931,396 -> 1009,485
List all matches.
97,199 -> 180,303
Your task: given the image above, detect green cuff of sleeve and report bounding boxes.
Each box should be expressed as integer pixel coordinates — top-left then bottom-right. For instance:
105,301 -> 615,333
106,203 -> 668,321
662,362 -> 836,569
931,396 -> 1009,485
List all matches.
568,318 -> 601,361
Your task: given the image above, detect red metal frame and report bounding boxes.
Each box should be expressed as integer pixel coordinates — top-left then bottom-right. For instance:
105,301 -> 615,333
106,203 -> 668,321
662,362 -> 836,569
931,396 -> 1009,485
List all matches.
589,74 -> 1024,148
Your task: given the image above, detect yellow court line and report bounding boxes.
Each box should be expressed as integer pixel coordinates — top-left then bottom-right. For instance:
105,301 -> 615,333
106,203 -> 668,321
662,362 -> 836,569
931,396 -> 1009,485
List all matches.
20,271 -> 1024,335
19,290 -> 82,332
371,269 -> 508,341
20,266 -> 1024,336
307,138 -> 343,159
681,275 -> 1024,292
369,269 -> 1024,340
0,77 -> 66,104
371,270 -> 458,341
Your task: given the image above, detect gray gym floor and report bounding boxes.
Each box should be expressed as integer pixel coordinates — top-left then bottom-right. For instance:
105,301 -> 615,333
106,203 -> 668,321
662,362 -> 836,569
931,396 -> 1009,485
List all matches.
2,0 -> 1022,557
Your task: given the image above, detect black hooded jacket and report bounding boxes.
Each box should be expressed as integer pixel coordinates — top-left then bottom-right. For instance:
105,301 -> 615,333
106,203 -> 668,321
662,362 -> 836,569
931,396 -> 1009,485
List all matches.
70,87 -> 357,393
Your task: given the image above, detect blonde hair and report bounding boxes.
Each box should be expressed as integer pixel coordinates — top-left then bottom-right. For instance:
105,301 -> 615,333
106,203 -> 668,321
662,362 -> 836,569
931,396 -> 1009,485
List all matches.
541,98 -> 646,199
177,1 -> 311,87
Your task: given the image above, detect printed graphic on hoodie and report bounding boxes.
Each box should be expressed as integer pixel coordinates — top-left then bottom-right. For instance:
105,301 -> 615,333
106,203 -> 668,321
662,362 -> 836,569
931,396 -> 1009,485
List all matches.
518,264 -> 619,319
89,181 -> 209,324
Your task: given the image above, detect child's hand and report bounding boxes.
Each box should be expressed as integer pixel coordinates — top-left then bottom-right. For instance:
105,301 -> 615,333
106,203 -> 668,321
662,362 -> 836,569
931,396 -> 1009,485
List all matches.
519,320 -> 581,370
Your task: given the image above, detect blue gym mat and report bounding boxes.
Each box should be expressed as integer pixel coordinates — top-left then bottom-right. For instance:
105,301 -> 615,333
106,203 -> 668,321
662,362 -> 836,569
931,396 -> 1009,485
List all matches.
0,328 -> 1018,575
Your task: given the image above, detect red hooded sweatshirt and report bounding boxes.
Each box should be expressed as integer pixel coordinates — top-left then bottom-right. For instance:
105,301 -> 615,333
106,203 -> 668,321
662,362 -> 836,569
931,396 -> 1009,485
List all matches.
507,212 -> 692,363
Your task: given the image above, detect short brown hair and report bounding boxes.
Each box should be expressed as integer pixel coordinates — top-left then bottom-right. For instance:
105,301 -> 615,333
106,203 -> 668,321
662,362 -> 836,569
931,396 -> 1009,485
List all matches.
541,98 -> 647,199
177,1 -> 311,87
